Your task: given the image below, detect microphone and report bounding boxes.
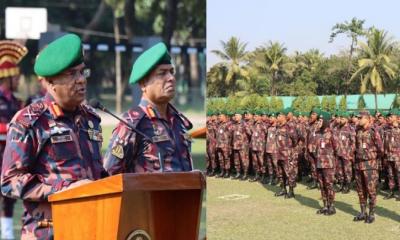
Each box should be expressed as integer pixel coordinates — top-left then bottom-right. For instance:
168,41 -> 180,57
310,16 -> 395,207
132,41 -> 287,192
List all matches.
88,99 -> 154,144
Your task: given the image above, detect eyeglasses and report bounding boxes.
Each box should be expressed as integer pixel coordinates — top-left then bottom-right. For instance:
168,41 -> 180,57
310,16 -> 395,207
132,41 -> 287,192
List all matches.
63,68 -> 91,79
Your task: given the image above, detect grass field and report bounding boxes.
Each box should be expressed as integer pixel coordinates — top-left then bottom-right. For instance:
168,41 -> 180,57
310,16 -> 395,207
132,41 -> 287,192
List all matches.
207,177 -> 400,240
10,125 -> 206,239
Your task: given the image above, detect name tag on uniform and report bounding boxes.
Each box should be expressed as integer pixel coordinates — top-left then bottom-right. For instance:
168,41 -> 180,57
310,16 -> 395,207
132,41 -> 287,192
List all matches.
321,141 -> 325,148
269,133 -> 273,138
313,132 -> 316,137
152,134 -> 170,143
236,131 -> 240,135
392,137 -> 394,142
255,132 -> 258,137
51,134 -> 73,144
219,129 -> 223,133
278,136 -> 282,141
88,129 -> 103,142
362,142 -> 367,149
341,135 -> 346,140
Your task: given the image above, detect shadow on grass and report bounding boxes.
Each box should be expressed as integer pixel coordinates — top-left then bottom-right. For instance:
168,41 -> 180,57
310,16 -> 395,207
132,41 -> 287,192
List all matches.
294,193 -> 321,210
334,200 -> 359,217
376,205 -> 400,223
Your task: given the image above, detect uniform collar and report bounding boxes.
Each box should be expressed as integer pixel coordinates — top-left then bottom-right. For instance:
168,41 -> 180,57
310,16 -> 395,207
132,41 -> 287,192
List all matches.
139,98 -> 173,121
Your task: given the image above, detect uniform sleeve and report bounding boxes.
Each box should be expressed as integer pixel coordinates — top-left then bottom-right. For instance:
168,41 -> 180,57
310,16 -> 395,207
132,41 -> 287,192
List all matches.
374,129 -> 384,157
1,123 -> 64,201
103,123 -> 136,175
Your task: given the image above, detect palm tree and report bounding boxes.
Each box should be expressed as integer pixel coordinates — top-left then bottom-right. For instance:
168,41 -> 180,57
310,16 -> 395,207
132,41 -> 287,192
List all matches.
211,37 -> 248,93
207,63 -> 229,97
350,28 -> 398,111
252,41 -> 293,95
330,17 -> 366,101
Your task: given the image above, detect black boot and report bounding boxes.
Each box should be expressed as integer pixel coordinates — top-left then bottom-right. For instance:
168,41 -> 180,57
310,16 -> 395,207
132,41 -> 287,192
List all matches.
232,172 -> 241,179
250,173 -> 260,182
275,184 -> 287,197
342,182 -> 350,194
261,174 -> 269,184
223,171 -> 230,178
383,190 -> 395,199
335,181 -> 343,193
216,170 -> 225,178
209,169 -> 216,177
325,201 -> 336,215
271,176 -> 277,185
241,172 -> 248,181
266,175 -> 273,185
365,206 -> 375,223
317,200 -> 328,214
308,179 -> 318,189
286,186 -> 295,199
353,204 -> 367,221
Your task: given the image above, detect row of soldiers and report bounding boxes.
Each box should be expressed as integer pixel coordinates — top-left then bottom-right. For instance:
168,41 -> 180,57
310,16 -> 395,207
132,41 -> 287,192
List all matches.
206,107 -> 400,223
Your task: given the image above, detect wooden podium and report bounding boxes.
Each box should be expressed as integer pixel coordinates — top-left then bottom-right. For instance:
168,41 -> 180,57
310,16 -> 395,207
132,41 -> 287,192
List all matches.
48,171 -> 206,240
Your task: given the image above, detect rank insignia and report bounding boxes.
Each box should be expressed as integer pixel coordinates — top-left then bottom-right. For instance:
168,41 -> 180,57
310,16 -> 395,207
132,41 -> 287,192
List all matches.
111,144 -> 124,159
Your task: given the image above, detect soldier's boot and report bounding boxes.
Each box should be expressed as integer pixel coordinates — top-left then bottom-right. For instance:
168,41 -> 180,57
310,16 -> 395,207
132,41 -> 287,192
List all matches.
209,169 -> 217,177
383,190 -> 395,199
223,171 -> 230,178
307,179 -> 318,189
261,174 -> 269,184
241,172 -> 249,181
316,200 -> 328,214
381,181 -> 389,190
353,204 -> 367,221
266,175 -> 274,185
275,184 -> 287,197
271,176 -> 278,185
325,201 -> 336,216
342,182 -> 350,194
250,172 -> 260,182
335,181 -> 343,193
286,186 -> 295,199
232,172 -> 241,180
396,194 -> 400,201
216,170 -> 225,178
365,207 -> 375,224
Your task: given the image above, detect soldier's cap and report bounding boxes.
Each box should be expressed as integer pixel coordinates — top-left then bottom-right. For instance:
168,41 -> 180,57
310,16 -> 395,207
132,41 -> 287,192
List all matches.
340,111 -> 350,118
129,42 -> 172,85
368,109 -> 376,116
0,41 -> 28,78
310,107 -> 321,116
319,111 -> 331,121
34,34 -> 83,77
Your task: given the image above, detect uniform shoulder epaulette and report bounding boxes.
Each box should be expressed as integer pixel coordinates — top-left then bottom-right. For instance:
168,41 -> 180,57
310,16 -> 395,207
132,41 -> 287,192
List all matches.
168,104 -> 193,130
12,101 -> 47,128
123,106 -> 146,128
81,104 -> 101,121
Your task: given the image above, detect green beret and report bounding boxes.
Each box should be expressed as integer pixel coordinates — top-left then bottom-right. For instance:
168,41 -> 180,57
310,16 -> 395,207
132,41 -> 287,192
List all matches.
368,109 -> 376,116
129,42 -> 172,85
388,108 -> 400,116
319,111 -> 331,121
34,34 -> 83,77
310,107 -> 321,116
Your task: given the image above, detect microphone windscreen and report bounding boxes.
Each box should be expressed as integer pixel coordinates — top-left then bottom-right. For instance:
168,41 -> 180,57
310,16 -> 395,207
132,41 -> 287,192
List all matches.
88,99 -> 101,109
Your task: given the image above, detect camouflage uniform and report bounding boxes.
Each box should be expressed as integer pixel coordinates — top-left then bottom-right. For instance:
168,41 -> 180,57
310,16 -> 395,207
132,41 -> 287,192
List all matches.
265,125 -> 278,182
334,123 -> 356,190
315,128 -> 337,213
214,119 -> 232,176
231,120 -> 250,176
1,94 -> 107,239
275,122 -> 298,197
306,121 -> 319,185
354,124 -> 383,221
104,99 -> 193,174
206,118 -> 218,174
296,121 -> 308,180
383,124 -> 400,195
0,88 -> 22,219
249,120 -> 267,177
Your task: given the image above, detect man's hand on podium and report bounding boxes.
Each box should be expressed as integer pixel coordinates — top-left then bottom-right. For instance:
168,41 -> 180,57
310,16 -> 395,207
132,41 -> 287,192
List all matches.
58,179 -> 93,192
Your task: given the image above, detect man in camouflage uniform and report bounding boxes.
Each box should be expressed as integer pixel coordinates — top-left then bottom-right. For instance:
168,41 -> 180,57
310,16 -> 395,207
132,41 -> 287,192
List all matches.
353,111 -> 383,223
306,108 -> 320,189
334,111 -> 356,193
315,112 -> 337,215
275,111 -> 299,198
214,112 -> 232,178
249,111 -> 267,182
104,42 -> 193,174
231,111 -> 250,180
0,40 -> 27,239
383,109 -> 400,200
1,34 -> 108,239
265,113 -> 278,185
206,112 -> 218,176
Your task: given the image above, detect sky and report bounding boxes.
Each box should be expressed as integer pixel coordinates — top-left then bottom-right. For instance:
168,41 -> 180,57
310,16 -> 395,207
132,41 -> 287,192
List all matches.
207,0 -> 400,69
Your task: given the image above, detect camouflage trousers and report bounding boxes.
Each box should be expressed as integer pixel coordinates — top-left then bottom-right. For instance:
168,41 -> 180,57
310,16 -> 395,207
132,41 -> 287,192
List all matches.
306,152 -> 318,181
265,153 -> 278,176
290,153 -> 299,181
232,149 -> 249,173
386,161 -> 400,191
251,150 -> 265,174
0,195 -> 16,217
355,169 -> 379,208
216,148 -> 231,170
206,143 -> 217,170
317,168 -> 335,202
277,159 -> 297,187
336,156 -> 353,184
